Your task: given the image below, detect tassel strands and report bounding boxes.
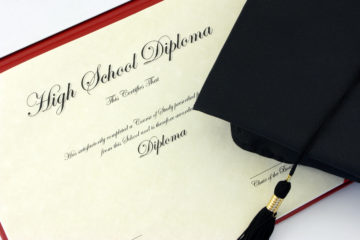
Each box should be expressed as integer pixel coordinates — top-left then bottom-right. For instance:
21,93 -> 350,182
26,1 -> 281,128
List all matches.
237,176 -> 292,240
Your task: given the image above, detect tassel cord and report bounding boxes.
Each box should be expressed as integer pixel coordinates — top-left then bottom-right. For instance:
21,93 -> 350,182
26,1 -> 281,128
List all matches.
238,74 -> 360,240
290,74 -> 360,177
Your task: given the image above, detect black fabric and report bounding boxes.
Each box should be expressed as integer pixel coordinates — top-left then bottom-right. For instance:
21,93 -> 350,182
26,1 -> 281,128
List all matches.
194,0 -> 360,182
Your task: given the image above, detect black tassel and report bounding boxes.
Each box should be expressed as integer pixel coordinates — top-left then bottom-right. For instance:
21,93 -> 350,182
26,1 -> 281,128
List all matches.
237,207 -> 275,240
237,180 -> 291,240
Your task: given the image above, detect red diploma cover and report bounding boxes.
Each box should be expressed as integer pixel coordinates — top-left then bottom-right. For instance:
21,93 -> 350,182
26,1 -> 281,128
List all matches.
0,1 -> 351,239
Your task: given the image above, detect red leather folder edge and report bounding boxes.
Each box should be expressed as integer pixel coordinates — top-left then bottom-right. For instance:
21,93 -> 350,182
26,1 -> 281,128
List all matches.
0,0 -> 352,238
276,179 -> 352,224
0,0 -> 163,73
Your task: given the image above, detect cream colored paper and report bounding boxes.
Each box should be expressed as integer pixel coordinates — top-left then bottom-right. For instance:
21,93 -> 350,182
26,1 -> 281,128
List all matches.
0,0 -> 343,239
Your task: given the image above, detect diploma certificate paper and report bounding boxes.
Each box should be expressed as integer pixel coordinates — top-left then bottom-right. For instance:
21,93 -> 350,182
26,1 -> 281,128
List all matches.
0,0 -> 345,239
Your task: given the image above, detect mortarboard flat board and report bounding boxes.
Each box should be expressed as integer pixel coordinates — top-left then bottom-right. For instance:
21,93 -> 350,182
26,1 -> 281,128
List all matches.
194,0 -> 360,239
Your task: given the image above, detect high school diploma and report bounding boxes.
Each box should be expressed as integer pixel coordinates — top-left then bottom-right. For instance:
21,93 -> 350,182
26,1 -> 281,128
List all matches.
0,0 -> 344,239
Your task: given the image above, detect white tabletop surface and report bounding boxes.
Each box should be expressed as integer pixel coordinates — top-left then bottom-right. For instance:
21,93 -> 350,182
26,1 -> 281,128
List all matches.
0,1 -> 359,240
273,182 -> 360,240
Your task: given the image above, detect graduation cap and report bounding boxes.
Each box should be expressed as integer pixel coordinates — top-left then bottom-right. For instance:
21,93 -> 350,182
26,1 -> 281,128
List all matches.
194,0 -> 360,239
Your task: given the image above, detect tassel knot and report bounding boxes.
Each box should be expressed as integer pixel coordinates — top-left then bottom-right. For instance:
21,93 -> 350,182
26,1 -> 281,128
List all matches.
237,178 -> 291,240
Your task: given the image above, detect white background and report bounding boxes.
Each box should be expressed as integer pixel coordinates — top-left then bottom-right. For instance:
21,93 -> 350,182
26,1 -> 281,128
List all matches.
0,1 -> 359,239
0,0 -> 130,58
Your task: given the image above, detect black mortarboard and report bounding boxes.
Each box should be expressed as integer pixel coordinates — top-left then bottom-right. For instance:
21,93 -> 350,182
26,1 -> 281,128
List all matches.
194,0 -> 360,239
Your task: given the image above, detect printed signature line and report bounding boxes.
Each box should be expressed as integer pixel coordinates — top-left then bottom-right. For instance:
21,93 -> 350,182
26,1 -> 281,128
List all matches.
250,163 -> 282,180
131,235 -> 143,240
